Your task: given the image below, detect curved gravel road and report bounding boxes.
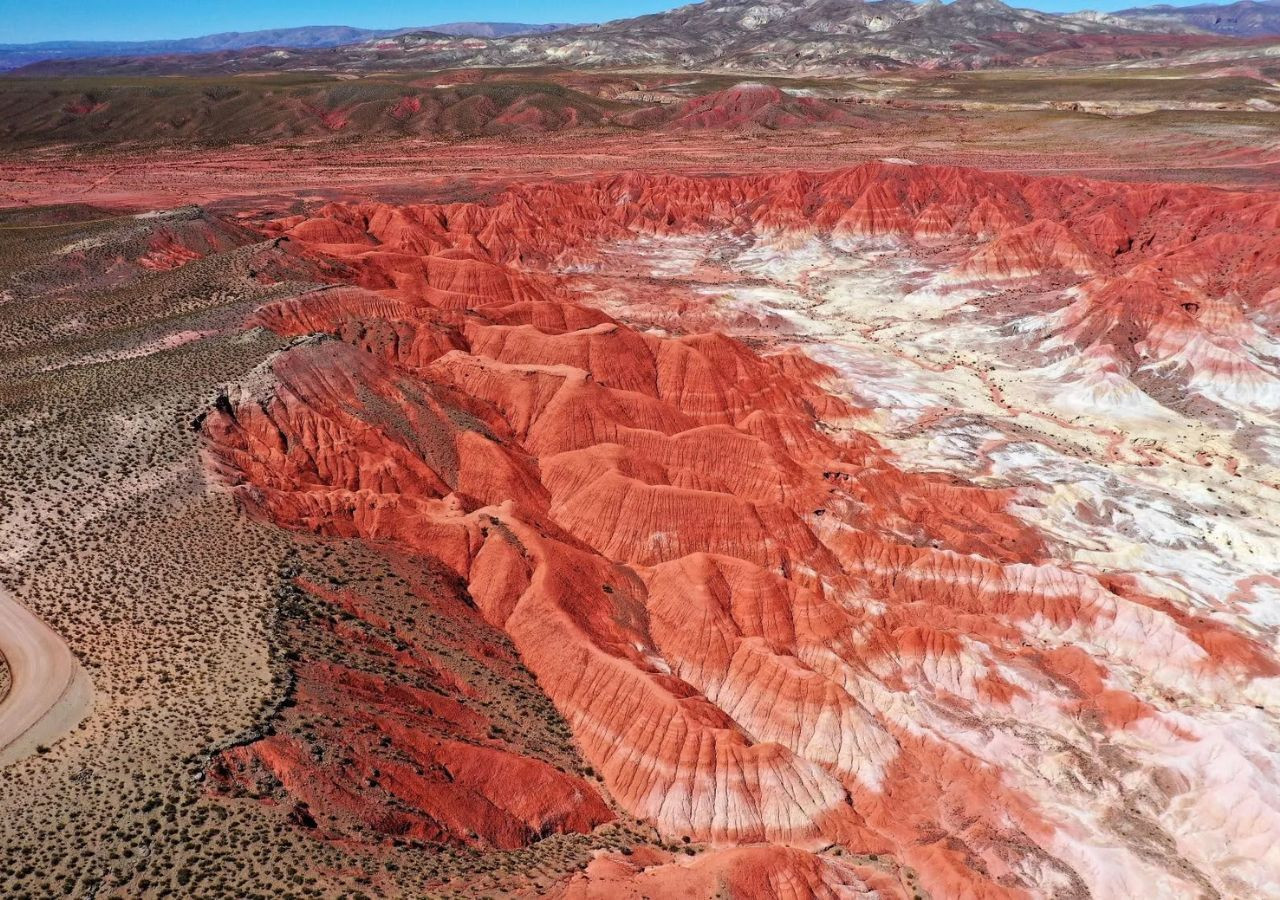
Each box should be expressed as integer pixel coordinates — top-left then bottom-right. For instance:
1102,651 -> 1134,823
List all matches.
0,587 -> 92,766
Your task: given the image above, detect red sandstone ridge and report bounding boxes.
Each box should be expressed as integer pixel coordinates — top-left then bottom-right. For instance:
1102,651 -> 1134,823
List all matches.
206,545 -> 615,851
134,214 -> 257,270
628,83 -> 869,131
203,162 -> 1280,898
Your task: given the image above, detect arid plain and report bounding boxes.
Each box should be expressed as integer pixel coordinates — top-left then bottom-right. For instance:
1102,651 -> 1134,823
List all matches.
2,15 -> 1280,899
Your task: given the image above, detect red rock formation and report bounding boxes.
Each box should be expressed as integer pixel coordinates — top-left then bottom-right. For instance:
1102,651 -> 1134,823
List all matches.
208,550 -> 614,851
134,213 -> 260,271
664,83 -> 868,131
206,162 -> 1280,897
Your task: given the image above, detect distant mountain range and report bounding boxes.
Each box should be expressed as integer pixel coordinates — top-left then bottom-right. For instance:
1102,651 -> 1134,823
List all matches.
4,0 -> 1278,77
379,0 -> 1195,72
424,22 -> 572,38
0,23 -> 571,71
1115,0 -> 1280,36
293,0 -> 1278,74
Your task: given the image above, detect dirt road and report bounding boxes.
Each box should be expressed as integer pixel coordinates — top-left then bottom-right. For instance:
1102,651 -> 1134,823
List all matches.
0,587 -> 91,766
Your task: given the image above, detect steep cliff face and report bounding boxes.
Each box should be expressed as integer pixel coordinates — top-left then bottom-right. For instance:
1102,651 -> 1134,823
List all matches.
204,162 -> 1280,898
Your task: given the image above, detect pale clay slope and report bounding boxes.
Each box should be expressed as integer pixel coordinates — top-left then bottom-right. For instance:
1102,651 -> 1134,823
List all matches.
577,228 -> 1280,898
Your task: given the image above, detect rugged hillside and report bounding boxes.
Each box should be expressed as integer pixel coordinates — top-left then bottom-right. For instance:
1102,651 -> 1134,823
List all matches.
9,0 -> 1243,77
192,161 -> 1280,898
0,78 -> 637,147
10,60 -> 1278,151
0,202 -> 675,897
350,0 -> 1226,72
0,76 -> 899,148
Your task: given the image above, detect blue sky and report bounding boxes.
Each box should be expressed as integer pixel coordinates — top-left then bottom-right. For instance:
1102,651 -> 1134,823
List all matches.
0,1 -> 670,43
2,0 -> 1218,44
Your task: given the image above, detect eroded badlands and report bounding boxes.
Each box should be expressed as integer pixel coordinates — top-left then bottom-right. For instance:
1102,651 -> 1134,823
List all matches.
182,161 -> 1280,898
